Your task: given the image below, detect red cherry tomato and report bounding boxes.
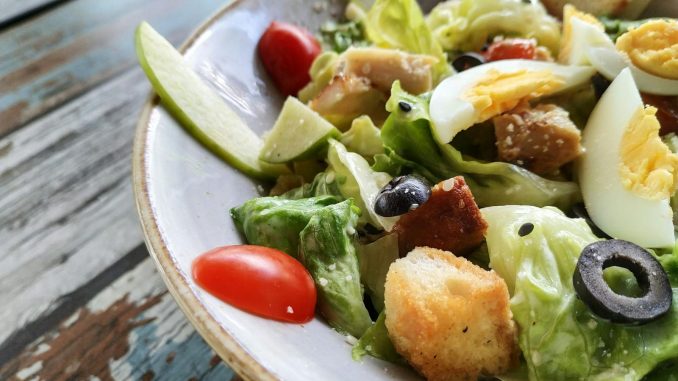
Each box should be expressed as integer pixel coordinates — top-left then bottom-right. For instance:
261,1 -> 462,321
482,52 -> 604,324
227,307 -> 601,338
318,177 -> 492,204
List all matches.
258,21 -> 322,96
484,38 -> 537,62
192,245 -> 317,323
641,93 -> 678,136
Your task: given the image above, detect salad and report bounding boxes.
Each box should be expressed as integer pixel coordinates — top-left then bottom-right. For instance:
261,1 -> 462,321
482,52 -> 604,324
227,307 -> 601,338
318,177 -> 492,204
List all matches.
135,0 -> 678,380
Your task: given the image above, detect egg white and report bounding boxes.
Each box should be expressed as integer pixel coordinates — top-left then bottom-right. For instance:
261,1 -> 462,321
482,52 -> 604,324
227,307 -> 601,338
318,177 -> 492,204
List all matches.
565,18 -> 678,96
429,60 -> 596,144
578,68 -> 675,248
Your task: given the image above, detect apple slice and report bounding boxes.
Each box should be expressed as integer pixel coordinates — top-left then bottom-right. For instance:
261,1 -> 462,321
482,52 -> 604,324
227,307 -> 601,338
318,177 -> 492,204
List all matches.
260,97 -> 340,163
135,22 -> 287,180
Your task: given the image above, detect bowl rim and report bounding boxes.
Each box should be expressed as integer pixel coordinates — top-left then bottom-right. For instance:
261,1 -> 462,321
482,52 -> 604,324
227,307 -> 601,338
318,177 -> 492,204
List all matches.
131,1 -> 277,380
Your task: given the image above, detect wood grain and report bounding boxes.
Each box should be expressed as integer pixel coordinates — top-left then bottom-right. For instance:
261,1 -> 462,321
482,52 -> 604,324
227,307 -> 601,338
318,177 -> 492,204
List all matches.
0,258 -> 235,381
0,69 -> 148,346
0,0 -> 224,137
0,0 -> 60,26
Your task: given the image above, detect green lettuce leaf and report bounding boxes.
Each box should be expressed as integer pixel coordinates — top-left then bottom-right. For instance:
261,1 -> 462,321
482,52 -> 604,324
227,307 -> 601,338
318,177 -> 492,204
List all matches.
426,0 -> 560,54
231,196 -> 340,259
364,0 -> 450,82
352,311 -> 404,363
483,205 -> 678,381
327,139 -> 398,231
340,115 -> 385,159
283,171 -> 343,200
356,233 -> 399,312
300,200 -> 373,337
381,82 -> 580,210
231,196 -> 371,337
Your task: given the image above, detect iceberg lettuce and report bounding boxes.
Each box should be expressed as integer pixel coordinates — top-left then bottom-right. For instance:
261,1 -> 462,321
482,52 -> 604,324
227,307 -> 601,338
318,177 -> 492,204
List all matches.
426,0 -> 560,54
364,0 -> 450,82
483,205 -> 678,381
327,139 -> 399,231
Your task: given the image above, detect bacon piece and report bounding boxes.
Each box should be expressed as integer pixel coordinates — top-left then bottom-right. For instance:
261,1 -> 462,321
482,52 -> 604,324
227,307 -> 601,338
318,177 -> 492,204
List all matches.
394,176 -> 488,256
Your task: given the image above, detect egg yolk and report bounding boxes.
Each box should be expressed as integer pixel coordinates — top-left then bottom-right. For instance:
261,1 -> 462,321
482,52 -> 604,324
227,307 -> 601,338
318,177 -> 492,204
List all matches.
558,4 -> 604,63
619,106 -> 678,200
616,20 -> 678,80
463,69 -> 564,122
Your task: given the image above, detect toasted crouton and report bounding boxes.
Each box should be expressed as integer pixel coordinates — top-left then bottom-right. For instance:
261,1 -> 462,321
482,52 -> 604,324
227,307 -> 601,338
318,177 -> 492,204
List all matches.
384,247 -> 518,381
394,176 -> 487,256
493,103 -> 582,175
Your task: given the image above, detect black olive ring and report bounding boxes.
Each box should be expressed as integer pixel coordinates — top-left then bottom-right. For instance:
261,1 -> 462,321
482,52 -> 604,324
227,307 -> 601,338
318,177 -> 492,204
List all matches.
573,240 -> 673,325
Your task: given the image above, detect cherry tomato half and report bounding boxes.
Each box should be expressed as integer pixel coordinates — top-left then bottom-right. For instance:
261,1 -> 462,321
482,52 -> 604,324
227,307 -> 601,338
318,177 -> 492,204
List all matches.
484,38 -> 537,62
192,245 -> 317,323
258,21 -> 322,96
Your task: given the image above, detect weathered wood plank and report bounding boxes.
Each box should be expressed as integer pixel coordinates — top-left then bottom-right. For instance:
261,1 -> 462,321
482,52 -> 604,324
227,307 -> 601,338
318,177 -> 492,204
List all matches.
0,0 -> 225,136
0,68 -> 149,346
0,0 -> 60,26
0,257 -> 236,381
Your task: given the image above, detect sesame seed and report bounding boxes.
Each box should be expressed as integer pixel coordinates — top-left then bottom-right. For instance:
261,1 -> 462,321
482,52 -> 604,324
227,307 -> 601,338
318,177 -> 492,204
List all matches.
319,278 -> 328,286
442,179 -> 455,191
287,306 -> 294,314
345,274 -> 353,281
329,263 -> 336,271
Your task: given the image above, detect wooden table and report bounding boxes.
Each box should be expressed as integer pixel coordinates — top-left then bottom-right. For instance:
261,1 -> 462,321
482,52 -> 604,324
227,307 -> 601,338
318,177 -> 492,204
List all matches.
0,0 -> 241,379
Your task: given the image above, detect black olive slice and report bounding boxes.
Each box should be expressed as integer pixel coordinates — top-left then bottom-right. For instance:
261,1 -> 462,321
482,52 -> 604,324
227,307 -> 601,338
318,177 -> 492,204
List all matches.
573,240 -> 673,325
374,175 -> 431,217
452,53 -> 486,72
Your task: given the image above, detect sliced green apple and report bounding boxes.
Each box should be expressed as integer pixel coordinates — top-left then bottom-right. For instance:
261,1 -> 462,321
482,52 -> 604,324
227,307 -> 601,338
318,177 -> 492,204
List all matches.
135,22 -> 287,180
260,97 -> 340,163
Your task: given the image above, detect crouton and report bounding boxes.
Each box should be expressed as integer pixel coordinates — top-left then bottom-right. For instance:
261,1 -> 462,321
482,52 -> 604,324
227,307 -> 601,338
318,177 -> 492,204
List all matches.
384,247 -> 518,381
493,103 -> 582,175
394,176 -> 487,256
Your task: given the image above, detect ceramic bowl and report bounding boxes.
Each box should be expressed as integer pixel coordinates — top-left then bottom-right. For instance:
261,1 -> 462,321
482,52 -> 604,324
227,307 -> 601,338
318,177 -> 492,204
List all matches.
132,1 -> 677,380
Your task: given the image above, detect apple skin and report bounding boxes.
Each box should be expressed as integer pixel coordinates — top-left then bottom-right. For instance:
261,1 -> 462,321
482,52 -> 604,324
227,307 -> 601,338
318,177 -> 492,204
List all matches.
135,22 -> 288,181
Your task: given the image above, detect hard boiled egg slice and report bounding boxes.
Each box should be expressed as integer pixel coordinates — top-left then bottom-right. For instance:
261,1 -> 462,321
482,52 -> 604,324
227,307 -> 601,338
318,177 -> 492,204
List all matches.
559,5 -> 678,95
578,68 -> 678,248
430,60 -> 595,143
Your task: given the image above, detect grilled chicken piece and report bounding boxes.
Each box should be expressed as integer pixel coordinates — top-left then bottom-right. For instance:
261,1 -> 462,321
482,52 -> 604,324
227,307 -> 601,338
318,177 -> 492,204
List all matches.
493,103 -> 583,175
342,47 -> 438,95
308,74 -> 388,130
394,177 -> 487,257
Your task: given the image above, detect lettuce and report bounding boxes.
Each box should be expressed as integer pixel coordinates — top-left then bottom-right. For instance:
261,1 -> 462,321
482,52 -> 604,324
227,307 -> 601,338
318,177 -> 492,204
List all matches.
426,0 -> 560,54
483,205 -> 678,381
352,311 -> 404,363
327,139 -> 398,231
381,82 -> 580,210
364,0 -> 450,82
231,196 -> 371,337
299,200 -> 373,337
356,233 -> 399,312
340,115 -> 385,159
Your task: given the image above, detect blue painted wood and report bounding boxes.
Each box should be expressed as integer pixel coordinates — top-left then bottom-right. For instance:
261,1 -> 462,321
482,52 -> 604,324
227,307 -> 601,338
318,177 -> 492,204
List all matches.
0,0 -> 227,135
